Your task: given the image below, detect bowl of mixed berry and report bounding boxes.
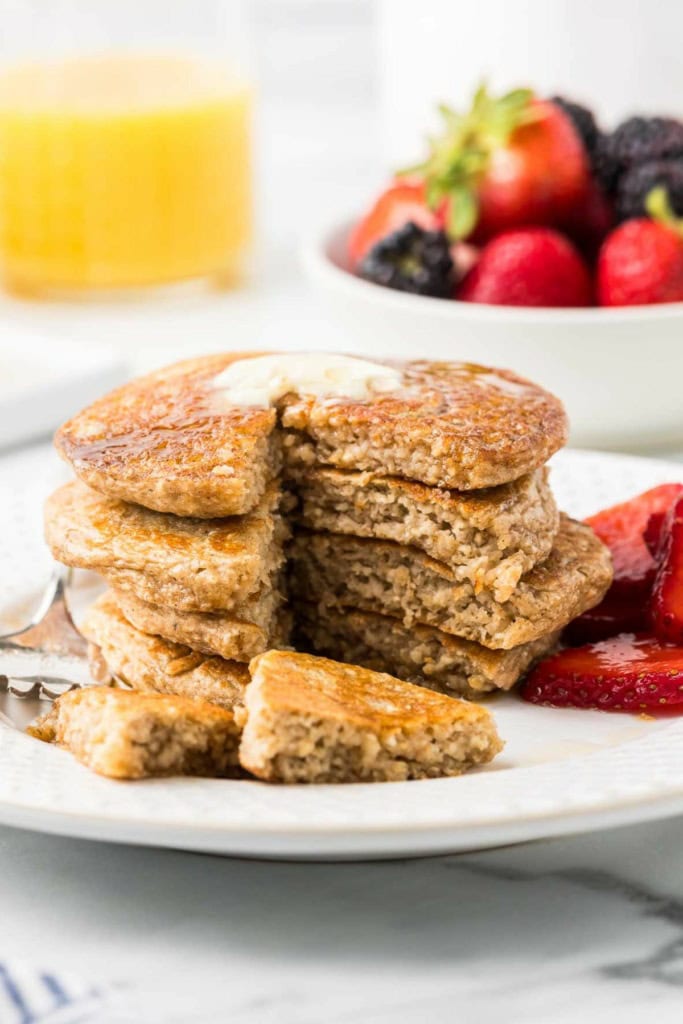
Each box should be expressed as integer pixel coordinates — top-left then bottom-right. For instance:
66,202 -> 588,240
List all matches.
304,86 -> 683,450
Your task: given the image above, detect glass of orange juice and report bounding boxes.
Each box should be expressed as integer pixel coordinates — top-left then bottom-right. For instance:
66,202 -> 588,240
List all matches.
0,0 -> 252,295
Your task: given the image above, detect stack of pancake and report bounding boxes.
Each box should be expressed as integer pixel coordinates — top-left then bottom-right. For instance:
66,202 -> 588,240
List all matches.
45,352 -> 612,707
45,472 -> 289,711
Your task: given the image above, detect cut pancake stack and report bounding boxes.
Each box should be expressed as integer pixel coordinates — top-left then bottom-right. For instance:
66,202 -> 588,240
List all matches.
288,473 -> 611,699
46,352 -> 613,708
44,479 -> 290,709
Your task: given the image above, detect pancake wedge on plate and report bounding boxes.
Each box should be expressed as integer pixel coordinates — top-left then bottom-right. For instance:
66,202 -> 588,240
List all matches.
240,650 -> 503,783
56,353 -> 568,518
82,592 -> 250,711
45,480 -> 287,613
289,515 -> 612,649
55,353 -> 279,518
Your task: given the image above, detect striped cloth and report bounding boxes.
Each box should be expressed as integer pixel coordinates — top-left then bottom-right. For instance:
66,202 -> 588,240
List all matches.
0,961 -> 108,1024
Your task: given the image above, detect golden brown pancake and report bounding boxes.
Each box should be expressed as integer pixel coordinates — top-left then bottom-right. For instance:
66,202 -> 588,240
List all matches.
82,592 -> 250,710
29,687 -> 241,779
45,480 -> 286,613
240,649 -> 502,783
56,353 -> 568,516
289,516 -> 612,650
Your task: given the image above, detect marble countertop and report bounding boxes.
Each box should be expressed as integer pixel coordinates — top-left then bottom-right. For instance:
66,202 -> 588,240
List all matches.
0,4 -> 682,1021
2,816 -> 683,1022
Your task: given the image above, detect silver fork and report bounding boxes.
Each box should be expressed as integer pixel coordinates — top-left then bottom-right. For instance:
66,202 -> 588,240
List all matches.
0,566 -> 92,729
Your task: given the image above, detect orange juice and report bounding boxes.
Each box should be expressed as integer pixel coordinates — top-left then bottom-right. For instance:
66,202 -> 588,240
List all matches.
0,55 -> 252,293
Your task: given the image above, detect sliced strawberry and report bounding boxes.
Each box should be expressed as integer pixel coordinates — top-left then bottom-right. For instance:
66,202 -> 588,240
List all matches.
644,510 -> 667,560
521,634 -> 683,712
651,495 -> 683,643
585,483 -> 683,600
348,182 -> 440,267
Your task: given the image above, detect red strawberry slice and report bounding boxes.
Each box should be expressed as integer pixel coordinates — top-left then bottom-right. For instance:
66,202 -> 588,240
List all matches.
585,483 -> 683,600
651,494 -> 683,643
348,182 -> 440,267
521,634 -> 683,712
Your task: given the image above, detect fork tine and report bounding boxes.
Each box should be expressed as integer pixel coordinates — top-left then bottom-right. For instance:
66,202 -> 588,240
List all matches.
0,565 -> 88,658
0,565 -> 68,641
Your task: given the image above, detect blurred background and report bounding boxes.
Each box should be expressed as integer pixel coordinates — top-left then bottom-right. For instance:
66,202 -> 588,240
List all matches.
0,0 -> 681,451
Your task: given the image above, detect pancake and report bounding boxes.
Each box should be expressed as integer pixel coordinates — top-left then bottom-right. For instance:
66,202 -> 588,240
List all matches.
82,592 -> 250,711
295,602 -> 560,699
290,465 -> 558,602
56,353 -> 279,517
280,358 -> 568,491
115,589 -> 290,663
56,353 -> 568,516
45,480 -> 287,613
240,649 -> 502,783
289,516 -> 612,650
29,687 -> 241,780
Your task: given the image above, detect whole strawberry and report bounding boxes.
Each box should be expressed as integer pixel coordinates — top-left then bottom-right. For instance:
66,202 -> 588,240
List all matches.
457,228 -> 592,307
597,186 -> 683,305
406,86 -> 591,241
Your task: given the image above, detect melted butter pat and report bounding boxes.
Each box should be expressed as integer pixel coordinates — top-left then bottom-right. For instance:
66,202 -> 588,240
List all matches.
213,353 -> 402,408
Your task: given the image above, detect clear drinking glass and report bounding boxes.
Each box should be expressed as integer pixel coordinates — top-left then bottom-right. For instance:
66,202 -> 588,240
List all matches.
0,0 -> 252,295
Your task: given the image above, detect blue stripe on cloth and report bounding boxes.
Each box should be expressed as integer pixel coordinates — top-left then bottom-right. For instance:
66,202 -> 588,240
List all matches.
39,975 -> 69,1009
0,962 -> 107,1024
0,961 -> 33,1023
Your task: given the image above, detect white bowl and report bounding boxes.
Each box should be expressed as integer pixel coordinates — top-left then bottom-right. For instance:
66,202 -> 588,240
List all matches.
302,219 -> 683,451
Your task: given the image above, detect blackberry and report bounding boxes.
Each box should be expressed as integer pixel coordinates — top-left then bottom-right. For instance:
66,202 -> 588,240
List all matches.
358,222 -> 454,298
616,159 -> 683,221
551,96 -> 601,161
601,116 -> 683,191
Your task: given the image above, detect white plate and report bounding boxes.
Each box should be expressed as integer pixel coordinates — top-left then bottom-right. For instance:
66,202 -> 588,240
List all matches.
1,445 -> 683,861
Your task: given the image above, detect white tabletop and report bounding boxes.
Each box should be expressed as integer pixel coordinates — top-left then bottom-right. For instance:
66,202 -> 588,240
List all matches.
1,818 -> 683,1022
0,3 -> 682,1020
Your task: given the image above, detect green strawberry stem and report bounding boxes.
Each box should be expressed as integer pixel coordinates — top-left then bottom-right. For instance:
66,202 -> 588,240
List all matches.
398,84 -> 539,239
646,186 -> 683,236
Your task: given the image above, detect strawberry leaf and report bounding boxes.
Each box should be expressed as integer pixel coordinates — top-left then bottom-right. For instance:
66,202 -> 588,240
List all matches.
447,187 -> 479,240
396,83 -> 536,240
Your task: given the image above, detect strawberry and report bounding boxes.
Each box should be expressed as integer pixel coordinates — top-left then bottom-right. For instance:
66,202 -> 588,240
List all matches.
521,634 -> 683,712
644,510 -> 667,559
585,483 -> 683,600
404,86 -> 591,242
567,483 -> 683,643
651,494 -> 683,643
597,186 -> 683,305
456,228 -> 592,307
348,182 -> 440,267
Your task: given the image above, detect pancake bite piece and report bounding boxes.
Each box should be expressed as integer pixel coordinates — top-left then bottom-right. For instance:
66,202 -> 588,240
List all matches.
239,649 -> 503,783
29,687 -> 241,780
